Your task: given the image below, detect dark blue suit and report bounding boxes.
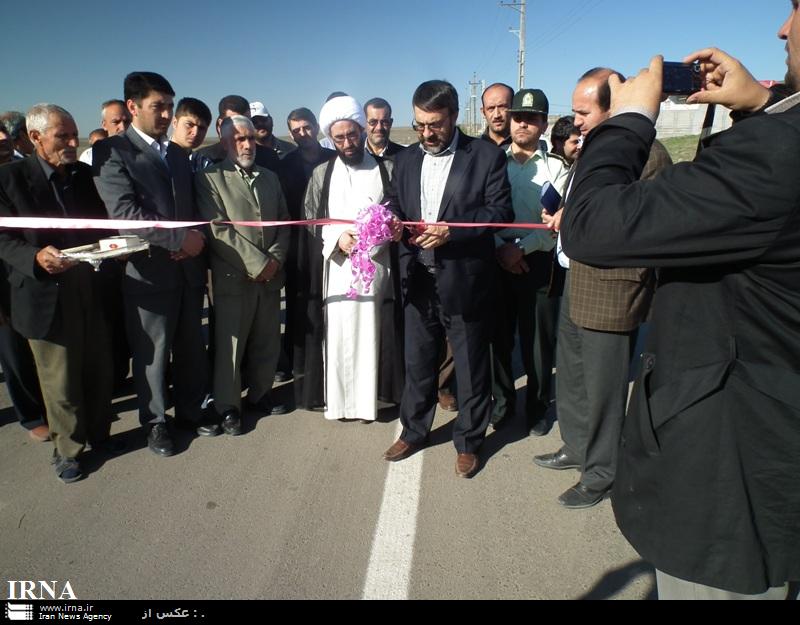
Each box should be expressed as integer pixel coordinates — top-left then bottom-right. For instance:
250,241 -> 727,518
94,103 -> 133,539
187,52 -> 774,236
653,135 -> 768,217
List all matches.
387,131 -> 513,453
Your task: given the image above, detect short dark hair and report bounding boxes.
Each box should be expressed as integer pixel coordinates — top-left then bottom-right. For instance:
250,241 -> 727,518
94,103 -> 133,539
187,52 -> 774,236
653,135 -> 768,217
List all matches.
550,115 -> 579,145
481,82 -> 514,107
578,67 -> 625,112
0,121 -> 10,136
412,80 -> 459,114
215,95 -> 249,118
287,107 -> 318,127
124,72 -> 175,104
326,91 -> 348,102
89,128 -> 108,138
364,97 -> 392,116
176,97 -> 212,125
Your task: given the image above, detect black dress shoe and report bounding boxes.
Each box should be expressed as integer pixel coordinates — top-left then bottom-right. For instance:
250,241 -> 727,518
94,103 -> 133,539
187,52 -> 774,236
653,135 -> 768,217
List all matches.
490,413 -> 511,431
533,448 -> 580,471
221,410 -> 242,436
146,423 -> 175,457
528,416 -> 550,437
558,482 -> 609,509
247,394 -> 291,416
274,370 -> 293,383
195,415 -> 221,437
174,412 -> 221,437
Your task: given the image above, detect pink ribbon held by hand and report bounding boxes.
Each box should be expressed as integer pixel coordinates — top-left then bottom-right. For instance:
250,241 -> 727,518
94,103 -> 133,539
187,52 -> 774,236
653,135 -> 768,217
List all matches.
347,204 -> 395,300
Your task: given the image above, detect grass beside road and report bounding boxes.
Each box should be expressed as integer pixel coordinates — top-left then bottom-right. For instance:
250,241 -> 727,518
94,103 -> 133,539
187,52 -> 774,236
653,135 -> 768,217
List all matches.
660,135 -> 700,163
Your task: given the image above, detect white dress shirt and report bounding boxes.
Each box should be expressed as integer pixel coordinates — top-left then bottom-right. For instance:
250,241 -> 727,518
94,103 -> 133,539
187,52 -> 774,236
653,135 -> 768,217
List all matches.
419,129 -> 459,223
131,124 -> 169,159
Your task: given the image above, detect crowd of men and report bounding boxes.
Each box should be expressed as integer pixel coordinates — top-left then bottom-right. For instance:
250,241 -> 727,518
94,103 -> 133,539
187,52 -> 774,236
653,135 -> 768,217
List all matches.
1,1 -> 799,599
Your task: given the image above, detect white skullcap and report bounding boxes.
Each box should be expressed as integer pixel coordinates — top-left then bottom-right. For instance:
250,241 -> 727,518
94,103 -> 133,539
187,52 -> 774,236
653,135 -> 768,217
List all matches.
318,96 -> 366,139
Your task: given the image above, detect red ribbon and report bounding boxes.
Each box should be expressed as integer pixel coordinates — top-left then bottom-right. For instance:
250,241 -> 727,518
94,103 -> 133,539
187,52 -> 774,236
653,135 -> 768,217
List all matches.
0,217 -> 551,230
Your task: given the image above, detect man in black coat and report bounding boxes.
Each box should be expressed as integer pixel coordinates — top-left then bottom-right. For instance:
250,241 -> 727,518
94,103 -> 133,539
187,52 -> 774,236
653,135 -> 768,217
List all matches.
363,98 -> 406,160
275,107 -> 335,383
560,9 -> 800,598
0,104 -> 113,483
382,80 -> 513,478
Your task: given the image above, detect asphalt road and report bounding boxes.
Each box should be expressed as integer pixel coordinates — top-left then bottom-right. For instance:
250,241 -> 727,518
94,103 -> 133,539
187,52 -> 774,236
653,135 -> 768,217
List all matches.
0,376 -> 654,600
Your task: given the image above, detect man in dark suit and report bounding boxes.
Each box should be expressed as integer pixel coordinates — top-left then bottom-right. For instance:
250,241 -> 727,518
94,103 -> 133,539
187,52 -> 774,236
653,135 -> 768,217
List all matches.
196,95 -> 280,173
382,80 -> 513,478
0,104 -> 113,483
0,121 -> 48,442
533,68 -> 672,509
94,72 -> 213,457
363,98 -> 405,159
561,22 -> 800,598
275,107 -> 336,382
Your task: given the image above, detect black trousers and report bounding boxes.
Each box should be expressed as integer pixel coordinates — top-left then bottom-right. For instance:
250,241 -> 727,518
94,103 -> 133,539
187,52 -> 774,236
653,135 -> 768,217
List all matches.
0,323 -> 45,429
491,256 -> 558,422
399,270 -> 492,454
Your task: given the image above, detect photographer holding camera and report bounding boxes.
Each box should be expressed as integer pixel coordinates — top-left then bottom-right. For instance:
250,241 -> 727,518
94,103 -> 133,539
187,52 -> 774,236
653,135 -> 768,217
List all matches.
559,3 -> 800,600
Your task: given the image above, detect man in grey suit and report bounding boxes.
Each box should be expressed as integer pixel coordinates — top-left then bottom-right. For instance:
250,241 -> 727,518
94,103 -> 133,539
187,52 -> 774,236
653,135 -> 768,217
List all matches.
94,72 -> 214,456
195,116 -> 289,435
533,68 -> 672,509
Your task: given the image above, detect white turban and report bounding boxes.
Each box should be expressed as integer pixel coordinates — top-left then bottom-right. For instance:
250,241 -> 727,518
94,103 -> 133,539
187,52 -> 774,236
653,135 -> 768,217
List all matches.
318,96 -> 366,139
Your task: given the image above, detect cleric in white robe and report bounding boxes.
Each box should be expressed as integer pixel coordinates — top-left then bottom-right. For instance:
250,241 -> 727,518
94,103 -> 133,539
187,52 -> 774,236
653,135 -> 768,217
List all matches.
294,96 -> 404,421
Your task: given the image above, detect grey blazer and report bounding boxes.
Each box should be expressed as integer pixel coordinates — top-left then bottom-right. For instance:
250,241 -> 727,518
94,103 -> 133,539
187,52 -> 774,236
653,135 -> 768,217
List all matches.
93,127 -> 206,294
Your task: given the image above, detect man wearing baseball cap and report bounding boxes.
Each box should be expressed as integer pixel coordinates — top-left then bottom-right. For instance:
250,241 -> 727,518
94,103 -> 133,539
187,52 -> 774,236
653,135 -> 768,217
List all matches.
491,88 -> 569,438
249,101 -> 296,160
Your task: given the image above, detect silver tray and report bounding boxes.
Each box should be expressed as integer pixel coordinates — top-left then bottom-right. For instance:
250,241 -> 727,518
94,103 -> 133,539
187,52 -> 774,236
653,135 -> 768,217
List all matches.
60,239 -> 149,269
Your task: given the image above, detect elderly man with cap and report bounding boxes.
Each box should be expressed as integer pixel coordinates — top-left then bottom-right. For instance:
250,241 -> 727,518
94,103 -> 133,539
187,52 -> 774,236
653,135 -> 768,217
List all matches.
491,88 -> 570,436
249,102 -> 296,160
293,96 -> 404,422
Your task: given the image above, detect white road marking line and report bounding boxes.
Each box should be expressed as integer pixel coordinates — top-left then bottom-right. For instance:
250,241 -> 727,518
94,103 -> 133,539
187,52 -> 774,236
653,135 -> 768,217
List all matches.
362,422 -> 423,600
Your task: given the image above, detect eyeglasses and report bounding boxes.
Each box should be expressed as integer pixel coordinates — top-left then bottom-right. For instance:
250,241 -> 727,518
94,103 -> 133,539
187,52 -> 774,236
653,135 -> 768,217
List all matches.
367,119 -> 392,128
412,120 -> 448,133
330,131 -> 361,145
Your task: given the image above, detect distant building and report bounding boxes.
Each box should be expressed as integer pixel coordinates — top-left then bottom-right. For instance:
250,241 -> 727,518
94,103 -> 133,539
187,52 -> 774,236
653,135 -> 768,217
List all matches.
656,80 -> 782,139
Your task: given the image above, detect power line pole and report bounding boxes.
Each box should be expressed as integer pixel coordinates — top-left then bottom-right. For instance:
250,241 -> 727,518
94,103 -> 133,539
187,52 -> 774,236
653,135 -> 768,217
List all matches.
500,0 -> 527,90
466,73 -> 486,136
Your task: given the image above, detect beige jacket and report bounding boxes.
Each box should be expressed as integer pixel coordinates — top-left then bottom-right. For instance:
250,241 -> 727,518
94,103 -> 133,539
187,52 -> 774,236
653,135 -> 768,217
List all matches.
195,159 -> 290,295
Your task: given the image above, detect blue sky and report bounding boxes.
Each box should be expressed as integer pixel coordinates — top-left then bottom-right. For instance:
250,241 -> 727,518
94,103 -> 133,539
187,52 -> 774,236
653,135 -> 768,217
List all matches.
0,1 -> 792,137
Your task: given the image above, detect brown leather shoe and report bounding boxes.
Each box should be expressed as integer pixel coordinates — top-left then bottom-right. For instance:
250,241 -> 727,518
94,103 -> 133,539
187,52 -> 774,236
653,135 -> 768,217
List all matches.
28,425 -> 50,442
455,452 -> 479,478
438,391 -> 458,412
383,438 -> 417,462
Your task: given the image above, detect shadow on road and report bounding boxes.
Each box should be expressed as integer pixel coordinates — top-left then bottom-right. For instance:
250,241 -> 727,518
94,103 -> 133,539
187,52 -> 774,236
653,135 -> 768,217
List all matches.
577,560 -> 656,600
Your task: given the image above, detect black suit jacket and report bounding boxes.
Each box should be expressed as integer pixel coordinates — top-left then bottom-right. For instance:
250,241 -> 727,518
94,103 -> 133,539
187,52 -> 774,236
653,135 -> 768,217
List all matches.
387,131 -> 513,316
276,147 -> 337,220
93,126 -> 206,295
0,157 -> 109,338
562,108 -> 800,594
368,141 -> 406,161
